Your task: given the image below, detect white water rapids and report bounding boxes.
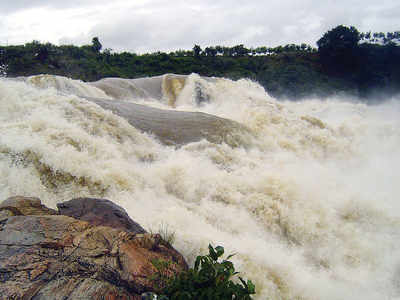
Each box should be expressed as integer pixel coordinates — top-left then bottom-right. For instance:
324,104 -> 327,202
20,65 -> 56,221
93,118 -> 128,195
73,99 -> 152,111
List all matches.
1,74 -> 400,299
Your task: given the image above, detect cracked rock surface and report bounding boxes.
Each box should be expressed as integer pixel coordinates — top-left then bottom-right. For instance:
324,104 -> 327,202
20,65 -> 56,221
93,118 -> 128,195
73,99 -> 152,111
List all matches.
0,196 -> 187,299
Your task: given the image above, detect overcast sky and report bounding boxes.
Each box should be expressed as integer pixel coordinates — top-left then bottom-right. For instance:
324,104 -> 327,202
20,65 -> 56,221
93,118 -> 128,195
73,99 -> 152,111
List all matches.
0,0 -> 398,53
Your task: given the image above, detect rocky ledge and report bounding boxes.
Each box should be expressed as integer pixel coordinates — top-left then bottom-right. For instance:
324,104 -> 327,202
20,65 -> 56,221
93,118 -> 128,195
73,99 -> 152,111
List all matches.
0,196 -> 188,299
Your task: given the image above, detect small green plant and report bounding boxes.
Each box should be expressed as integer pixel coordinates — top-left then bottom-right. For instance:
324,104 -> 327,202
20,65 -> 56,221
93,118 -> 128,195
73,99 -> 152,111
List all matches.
158,222 -> 176,246
150,222 -> 176,246
150,258 -> 175,291
152,244 -> 255,300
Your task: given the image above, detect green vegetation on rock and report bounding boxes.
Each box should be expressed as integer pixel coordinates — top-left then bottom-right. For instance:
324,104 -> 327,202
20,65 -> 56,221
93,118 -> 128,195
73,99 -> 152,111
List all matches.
150,244 -> 256,300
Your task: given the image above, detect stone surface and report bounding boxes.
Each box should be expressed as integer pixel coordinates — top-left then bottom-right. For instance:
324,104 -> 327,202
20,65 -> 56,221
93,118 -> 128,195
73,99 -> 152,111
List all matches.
57,197 -> 146,234
86,97 -> 253,147
0,196 -> 58,216
0,196 -> 188,299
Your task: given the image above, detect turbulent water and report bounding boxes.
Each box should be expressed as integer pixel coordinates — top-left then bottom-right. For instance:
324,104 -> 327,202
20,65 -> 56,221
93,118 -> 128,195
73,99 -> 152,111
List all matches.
1,73 -> 400,299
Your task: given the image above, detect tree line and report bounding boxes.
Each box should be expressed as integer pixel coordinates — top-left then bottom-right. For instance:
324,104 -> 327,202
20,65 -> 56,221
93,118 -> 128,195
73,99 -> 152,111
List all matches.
172,43 -> 315,57
0,25 -> 399,100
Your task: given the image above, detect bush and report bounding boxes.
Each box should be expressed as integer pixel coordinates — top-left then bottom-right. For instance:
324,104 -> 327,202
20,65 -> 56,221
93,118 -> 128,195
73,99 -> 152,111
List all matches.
151,244 -> 256,300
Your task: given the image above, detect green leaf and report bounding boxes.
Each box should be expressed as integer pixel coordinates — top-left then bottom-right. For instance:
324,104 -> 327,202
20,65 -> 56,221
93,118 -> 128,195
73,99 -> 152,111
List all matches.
221,261 -> 235,275
158,243 -> 255,299
194,256 -> 201,272
226,253 -> 236,260
215,245 -> 224,257
208,244 -> 218,261
239,277 -> 248,288
247,280 -> 256,294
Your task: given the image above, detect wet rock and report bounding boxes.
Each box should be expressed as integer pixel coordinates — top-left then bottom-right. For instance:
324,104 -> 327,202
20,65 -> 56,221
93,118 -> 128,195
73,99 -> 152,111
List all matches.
57,197 -> 146,234
0,196 -> 58,216
195,81 -> 210,105
87,97 -> 253,147
0,196 -> 188,299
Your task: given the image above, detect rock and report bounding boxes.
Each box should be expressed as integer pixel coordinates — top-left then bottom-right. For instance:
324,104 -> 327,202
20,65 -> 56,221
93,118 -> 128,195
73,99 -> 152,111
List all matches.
57,197 -> 146,234
86,97 -> 253,147
0,196 -> 58,216
0,196 -> 188,299
195,81 -> 210,105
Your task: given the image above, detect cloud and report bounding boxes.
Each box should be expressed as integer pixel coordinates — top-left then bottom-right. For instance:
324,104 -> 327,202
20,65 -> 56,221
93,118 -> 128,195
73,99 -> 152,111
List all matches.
66,0 -> 329,52
0,0 -> 108,15
1,0 -> 399,52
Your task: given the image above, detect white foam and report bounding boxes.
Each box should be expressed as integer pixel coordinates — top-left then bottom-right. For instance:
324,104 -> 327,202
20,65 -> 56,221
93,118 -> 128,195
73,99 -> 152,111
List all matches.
1,75 -> 400,299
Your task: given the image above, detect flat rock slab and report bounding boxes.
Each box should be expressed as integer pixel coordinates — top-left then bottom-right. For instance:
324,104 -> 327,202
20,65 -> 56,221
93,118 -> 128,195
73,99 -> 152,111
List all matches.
86,97 -> 253,147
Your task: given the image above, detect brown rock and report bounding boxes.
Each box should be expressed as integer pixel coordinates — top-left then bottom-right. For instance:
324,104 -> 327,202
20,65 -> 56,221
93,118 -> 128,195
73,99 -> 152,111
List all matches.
0,196 -> 58,216
57,197 -> 146,234
0,197 -> 188,299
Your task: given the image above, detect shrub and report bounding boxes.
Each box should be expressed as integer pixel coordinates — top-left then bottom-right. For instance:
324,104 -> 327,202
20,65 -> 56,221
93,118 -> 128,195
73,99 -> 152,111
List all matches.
151,244 -> 256,300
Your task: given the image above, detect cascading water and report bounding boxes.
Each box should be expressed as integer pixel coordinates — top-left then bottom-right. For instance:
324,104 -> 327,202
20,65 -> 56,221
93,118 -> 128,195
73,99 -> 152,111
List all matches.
1,73 -> 399,299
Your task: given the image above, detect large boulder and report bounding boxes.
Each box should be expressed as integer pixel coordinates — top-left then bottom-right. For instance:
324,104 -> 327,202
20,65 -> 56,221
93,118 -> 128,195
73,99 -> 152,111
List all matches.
57,197 -> 146,234
86,97 -> 253,147
0,196 -> 188,299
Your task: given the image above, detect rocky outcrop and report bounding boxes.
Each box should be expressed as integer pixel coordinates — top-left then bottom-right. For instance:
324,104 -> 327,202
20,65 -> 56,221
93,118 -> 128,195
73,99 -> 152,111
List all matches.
86,97 -> 253,147
0,196 -> 187,299
57,198 -> 146,234
0,196 -> 57,216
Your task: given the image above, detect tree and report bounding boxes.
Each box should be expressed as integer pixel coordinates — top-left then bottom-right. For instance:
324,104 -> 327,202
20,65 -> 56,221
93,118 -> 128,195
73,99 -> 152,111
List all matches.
36,44 -> 50,62
193,44 -> 202,57
0,61 -> 7,77
317,25 -> 360,52
232,44 -> 249,56
91,37 -> 102,53
215,45 -> 223,55
317,25 -> 361,72
204,46 -> 217,57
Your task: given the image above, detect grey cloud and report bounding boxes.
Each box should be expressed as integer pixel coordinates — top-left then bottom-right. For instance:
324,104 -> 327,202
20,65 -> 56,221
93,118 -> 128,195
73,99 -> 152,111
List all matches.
0,0 -> 48,14
0,0 -> 108,15
5,0 -> 400,52
78,1 -> 325,52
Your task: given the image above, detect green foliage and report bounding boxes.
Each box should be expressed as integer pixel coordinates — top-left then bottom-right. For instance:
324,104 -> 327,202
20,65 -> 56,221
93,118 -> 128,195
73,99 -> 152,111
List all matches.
360,30 -> 400,45
1,26 -> 400,100
317,25 -> 360,53
150,258 -> 175,291
0,63 -> 7,77
150,222 -> 176,246
317,25 -> 361,73
92,37 -> 102,53
152,244 -> 256,300
193,45 -> 202,57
